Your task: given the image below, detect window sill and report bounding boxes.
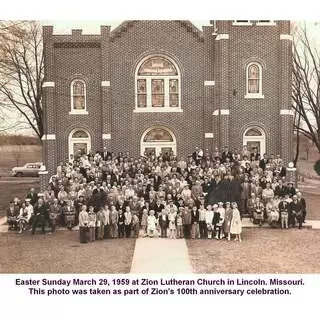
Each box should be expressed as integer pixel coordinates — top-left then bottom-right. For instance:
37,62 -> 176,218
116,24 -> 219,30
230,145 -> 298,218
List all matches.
232,22 -> 253,26
244,94 -> 264,99
69,110 -> 89,115
134,107 -> 183,113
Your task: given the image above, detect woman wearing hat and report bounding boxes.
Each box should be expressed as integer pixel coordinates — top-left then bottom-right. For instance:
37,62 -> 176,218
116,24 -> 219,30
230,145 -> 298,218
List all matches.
223,202 -> 233,241
230,202 -> 242,242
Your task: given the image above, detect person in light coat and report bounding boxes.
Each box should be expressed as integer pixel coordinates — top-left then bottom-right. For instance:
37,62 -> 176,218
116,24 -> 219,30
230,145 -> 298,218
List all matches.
124,206 -> 132,238
230,202 -> 242,242
147,210 -> 157,237
223,202 -> 232,241
205,204 -> 214,239
78,205 -> 89,243
102,205 -> 110,239
88,205 -> 96,241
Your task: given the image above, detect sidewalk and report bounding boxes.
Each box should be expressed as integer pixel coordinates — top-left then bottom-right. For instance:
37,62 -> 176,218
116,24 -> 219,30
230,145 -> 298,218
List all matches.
130,238 -> 193,273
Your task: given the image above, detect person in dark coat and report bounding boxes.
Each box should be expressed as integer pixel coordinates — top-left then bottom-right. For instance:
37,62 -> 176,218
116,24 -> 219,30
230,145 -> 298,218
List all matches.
7,201 -> 19,231
32,198 -> 49,235
158,208 -> 169,238
190,206 -> 199,239
290,195 -> 303,229
182,207 -> 192,239
26,188 -> 38,207
296,191 -> 307,223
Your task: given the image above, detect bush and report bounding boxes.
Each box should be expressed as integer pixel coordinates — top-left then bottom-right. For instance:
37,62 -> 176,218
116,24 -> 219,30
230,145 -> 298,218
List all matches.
314,160 -> 320,175
0,134 -> 40,146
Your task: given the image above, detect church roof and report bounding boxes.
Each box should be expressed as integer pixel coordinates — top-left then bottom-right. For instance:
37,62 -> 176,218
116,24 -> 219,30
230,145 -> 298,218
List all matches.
110,20 -> 203,41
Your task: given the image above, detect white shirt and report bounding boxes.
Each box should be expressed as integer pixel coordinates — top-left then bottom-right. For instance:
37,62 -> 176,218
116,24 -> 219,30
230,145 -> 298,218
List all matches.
205,210 -> 214,224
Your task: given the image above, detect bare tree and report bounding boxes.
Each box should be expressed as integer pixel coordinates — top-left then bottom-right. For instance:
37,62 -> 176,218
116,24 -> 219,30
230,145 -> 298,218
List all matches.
293,111 -> 301,166
292,22 -> 320,154
0,21 -> 44,139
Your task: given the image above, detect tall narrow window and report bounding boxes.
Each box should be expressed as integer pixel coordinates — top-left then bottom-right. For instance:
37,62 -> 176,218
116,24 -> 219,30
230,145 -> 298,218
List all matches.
137,79 -> 147,108
246,63 -> 264,98
71,80 -> 87,113
135,55 -> 181,112
152,79 -> 164,107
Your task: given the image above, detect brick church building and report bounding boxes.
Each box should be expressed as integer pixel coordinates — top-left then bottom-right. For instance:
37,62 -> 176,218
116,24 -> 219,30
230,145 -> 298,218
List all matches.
42,20 -> 293,177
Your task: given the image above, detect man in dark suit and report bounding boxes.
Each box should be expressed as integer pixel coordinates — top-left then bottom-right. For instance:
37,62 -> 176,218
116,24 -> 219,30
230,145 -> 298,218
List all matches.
240,175 -> 251,216
32,198 -> 49,234
190,206 -> 199,239
158,208 -> 169,238
259,153 -> 269,171
150,199 -> 164,219
250,147 -> 260,161
221,146 -> 233,163
274,179 -> 287,198
296,191 -> 307,223
101,147 -> 111,161
278,196 -> 289,229
26,188 -> 38,206
290,195 -> 303,229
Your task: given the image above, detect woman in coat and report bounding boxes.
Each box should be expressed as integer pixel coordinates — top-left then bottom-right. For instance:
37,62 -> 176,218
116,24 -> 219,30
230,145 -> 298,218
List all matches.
230,202 -> 242,242
223,202 -> 233,241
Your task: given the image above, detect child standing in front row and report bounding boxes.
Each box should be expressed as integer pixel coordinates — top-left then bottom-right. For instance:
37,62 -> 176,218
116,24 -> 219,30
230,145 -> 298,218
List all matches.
168,210 -> 176,239
147,210 -> 157,237
140,208 -> 148,237
176,211 -> 183,239
88,205 -> 96,242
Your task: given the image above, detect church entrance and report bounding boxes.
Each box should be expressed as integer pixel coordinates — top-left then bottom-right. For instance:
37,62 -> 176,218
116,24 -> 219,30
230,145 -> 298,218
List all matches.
141,127 -> 176,157
243,126 -> 266,156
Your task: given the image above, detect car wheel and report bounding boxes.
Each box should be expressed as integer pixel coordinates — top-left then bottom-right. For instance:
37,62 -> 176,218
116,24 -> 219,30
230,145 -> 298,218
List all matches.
16,172 -> 23,177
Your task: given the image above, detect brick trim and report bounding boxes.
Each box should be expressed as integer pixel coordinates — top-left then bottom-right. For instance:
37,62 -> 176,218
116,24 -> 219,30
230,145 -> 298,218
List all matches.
42,81 -> 55,88
215,34 -> 229,41
213,109 -> 230,116
280,109 -> 294,115
204,80 -> 215,86
42,134 -> 56,140
280,34 -> 293,41
101,81 -> 111,87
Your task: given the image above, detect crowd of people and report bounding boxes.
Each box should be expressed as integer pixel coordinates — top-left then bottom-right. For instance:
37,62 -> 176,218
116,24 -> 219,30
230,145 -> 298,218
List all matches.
6,145 -> 307,242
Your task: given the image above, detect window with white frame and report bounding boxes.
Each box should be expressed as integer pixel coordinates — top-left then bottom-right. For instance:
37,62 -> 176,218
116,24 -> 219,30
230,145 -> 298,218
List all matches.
70,80 -> 87,114
135,56 -> 181,112
245,62 -> 264,98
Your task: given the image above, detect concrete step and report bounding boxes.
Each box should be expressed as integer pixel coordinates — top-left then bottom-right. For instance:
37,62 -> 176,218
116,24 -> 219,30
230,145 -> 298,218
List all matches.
241,217 -> 313,229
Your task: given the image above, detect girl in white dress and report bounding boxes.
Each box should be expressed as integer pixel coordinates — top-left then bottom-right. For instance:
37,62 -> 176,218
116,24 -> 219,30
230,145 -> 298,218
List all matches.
147,210 -> 157,237
168,210 -> 176,239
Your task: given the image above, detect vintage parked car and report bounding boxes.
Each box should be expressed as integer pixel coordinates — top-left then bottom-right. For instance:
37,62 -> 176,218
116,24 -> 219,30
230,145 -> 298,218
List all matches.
11,162 -> 44,177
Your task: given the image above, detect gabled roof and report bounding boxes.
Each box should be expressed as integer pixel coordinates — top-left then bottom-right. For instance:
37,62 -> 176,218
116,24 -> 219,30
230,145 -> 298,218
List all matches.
110,20 -> 203,41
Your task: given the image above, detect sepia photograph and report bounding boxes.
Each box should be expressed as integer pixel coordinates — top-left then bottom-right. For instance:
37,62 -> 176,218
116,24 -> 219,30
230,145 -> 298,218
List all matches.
0,19 -> 320,274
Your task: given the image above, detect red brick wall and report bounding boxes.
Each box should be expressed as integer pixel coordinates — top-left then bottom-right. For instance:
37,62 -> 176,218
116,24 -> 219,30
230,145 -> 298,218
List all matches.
42,20 -> 293,176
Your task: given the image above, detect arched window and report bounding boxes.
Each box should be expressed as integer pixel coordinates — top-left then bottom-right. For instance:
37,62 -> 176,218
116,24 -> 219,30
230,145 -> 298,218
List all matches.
245,63 -> 264,98
68,129 -> 91,160
70,80 -> 87,114
135,55 -> 181,112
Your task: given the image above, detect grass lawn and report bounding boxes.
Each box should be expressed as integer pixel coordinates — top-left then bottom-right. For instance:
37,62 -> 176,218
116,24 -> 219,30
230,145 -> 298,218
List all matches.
187,228 -> 320,273
0,180 -> 40,216
0,231 -> 136,273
